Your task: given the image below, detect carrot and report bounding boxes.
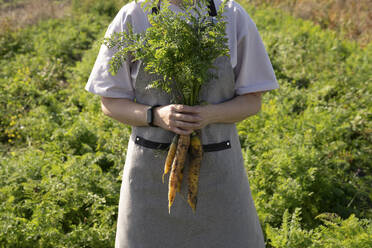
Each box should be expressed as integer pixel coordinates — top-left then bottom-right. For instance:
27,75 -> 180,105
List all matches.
177,164 -> 184,193
162,134 -> 179,184
187,132 -> 203,213
168,134 -> 190,214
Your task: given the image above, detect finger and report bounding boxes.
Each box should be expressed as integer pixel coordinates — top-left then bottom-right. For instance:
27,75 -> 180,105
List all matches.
172,104 -> 200,114
173,113 -> 202,123
174,120 -> 201,129
172,127 -> 193,136
169,119 -> 200,129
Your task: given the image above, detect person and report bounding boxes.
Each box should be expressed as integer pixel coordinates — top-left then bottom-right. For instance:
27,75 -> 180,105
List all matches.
85,0 -> 279,247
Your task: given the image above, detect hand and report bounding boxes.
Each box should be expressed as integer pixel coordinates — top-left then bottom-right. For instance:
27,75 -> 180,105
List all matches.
153,104 -> 204,135
191,104 -> 216,130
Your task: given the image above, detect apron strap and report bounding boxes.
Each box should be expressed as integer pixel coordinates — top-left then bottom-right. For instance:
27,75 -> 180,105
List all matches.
134,135 -> 231,152
207,0 -> 217,17
152,0 -> 218,16
151,0 -> 161,14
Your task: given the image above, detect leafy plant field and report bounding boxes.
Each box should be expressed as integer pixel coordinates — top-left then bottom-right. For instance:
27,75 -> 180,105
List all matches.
238,2 -> 372,246
248,0 -> 372,47
0,0 -> 371,247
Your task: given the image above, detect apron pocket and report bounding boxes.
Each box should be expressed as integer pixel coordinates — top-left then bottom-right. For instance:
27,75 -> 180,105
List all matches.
134,135 -> 231,152
134,135 -> 170,150
203,140 -> 231,152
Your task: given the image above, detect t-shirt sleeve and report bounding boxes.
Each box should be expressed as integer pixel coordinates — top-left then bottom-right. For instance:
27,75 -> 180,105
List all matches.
233,4 -> 279,95
84,7 -> 135,99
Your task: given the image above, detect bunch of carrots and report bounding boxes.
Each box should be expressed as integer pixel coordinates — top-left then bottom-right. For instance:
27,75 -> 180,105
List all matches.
162,131 -> 203,213
104,0 -> 229,213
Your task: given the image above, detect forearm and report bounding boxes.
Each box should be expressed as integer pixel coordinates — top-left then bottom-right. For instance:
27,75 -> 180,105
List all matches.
100,97 -> 201,135
100,92 -> 262,134
200,92 -> 262,125
100,97 -> 149,126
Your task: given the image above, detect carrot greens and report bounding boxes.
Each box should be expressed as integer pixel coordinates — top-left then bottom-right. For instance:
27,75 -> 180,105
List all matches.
104,0 -> 229,105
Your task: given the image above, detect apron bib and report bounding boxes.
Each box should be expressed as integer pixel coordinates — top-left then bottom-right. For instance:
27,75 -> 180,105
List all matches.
115,2 -> 265,247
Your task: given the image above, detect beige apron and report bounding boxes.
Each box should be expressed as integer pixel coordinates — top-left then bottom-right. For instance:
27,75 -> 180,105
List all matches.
114,55 -> 265,248
115,1 -> 265,247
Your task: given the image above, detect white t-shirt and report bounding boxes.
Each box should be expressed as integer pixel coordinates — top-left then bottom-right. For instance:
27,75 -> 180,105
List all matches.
85,0 -> 279,100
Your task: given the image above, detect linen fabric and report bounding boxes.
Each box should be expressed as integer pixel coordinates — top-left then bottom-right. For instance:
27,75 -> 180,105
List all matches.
115,55 -> 266,247
84,0 -> 279,99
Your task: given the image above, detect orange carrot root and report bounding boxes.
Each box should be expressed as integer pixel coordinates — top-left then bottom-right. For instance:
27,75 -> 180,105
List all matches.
187,132 -> 203,213
162,135 -> 179,183
177,165 -> 184,193
168,134 -> 190,214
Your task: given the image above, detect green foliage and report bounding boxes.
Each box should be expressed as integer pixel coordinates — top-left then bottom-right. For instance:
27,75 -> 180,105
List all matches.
0,0 -> 371,246
266,209 -> 372,248
0,13 -> 109,145
0,148 -> 121,247
31,15 -> 108,65
266,208 -> 315,247
314,214 -> 372,248
237,0 -> 372,232
72,0 -> 125,17
0,5 -> 130,245
105,0 -> 229,105
0,26 -> 32,59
